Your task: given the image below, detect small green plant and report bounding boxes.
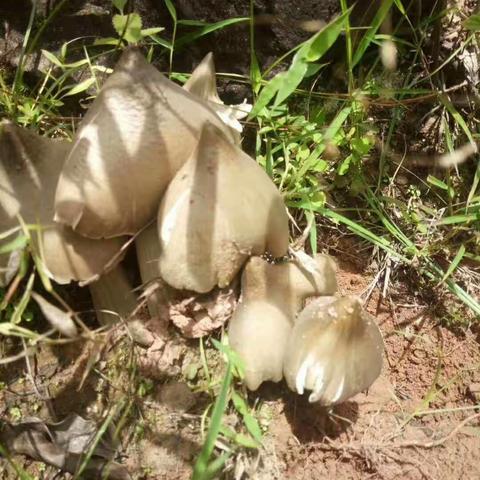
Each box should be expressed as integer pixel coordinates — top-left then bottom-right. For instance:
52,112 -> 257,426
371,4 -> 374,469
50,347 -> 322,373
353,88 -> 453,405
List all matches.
192,339 -> 263,480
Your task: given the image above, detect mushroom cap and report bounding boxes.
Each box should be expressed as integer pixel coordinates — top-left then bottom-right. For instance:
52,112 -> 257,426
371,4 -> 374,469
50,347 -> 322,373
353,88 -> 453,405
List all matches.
228,300 -> 291,390
0,121 -> 127,286
283,296 -> 384,405
184,52 -> 251,138
157,122 -> 289,293
240,254 -> 337,319
227,254 -> 337,391
183,52 -> 221,104
54,48 -> 236,239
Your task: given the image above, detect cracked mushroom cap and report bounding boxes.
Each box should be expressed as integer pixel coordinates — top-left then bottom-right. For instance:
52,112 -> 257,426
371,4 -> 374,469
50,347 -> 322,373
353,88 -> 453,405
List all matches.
228,254 -> 338,391
0,121 -> 127,286
157,122 -> 289,293
54,48 -> 236,239
283,296 -> 384,405
184,52 -> 251,137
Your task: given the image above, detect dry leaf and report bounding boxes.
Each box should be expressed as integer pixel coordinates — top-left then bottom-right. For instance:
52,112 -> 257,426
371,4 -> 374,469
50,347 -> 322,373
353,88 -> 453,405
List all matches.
169,286 -> 237,338
31,292 -> 78,337
0,414 -> 130,479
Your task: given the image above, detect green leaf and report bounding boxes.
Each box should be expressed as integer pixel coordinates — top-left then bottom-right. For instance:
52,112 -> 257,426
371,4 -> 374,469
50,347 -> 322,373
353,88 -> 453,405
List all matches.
435,212 -> 480,225
441,244 -> 466,283
11,273 -> 34,324
112,0 -> 128,13
231,391 -> 262,444
63,77 -> 96,97
41,49 -> 63,68
0,234 -> 28,254
274,10 -> 350,106
192,359 -> 233,480
464,14 -> 480,31
140,27 -> 164,37
249,72 -> 287,117
337,154 -> 353,175
175,17 -> 249,47
164,0 -> 177,22
113,13 -> 143,44
352,0 -> 394,67
427,175 -> 449,191
93,37 -> 123,46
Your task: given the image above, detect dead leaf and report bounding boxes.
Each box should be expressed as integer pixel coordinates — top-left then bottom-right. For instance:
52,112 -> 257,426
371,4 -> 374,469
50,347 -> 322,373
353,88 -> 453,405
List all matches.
169,286 -> 237,338
0,414 -> 130,479
31,292 -> 78,337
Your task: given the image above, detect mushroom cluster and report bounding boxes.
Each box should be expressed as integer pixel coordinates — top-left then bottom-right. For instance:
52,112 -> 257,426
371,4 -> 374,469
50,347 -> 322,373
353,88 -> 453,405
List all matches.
0,48 -> 383,406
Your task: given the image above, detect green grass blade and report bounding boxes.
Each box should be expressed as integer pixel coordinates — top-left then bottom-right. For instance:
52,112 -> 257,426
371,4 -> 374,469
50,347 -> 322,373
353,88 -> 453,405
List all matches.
274,9 -> 350,106
352,0 -> 394,67
176,17 -> 249,47
192,358 -> 233,479
441,244 -> 465,283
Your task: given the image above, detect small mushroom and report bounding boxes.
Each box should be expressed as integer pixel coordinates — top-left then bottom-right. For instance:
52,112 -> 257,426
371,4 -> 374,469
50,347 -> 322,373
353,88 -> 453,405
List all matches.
54,48 -> 236,239
184,52 -> 252,137
228,254 -> 337,390
283,296 -> 384,405
156,122 -> 290,293
0,121 -> 134,325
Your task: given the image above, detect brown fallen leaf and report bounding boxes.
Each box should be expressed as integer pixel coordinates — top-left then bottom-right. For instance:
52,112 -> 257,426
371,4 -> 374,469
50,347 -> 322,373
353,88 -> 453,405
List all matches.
169,285 -> 238,338
0,414 -> 130,479
31,292 -> 78,337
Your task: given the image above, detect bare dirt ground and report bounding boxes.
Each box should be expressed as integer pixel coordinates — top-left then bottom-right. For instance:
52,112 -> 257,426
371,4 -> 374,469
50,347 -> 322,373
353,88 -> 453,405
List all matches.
1,241 -> 479,479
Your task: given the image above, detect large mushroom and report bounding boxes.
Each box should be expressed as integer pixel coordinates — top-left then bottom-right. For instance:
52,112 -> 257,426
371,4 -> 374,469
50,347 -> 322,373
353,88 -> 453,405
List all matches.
283,296 -> 384,405
0,121 -> 135,326
228,254 -> 337,390
54,48 -> 236,240
156,122 -> 290,293
136,52 -> 254,315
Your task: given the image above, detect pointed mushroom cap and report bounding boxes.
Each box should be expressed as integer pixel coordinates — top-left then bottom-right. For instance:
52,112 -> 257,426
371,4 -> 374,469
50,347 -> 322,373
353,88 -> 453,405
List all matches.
54,48 -> 236,239
228,254 -> 337,390
157,122 -> 289,293
283,296 -> 384,405
184,52 -> 221,104
184,53 -> 251,136
0,121 -> 127,286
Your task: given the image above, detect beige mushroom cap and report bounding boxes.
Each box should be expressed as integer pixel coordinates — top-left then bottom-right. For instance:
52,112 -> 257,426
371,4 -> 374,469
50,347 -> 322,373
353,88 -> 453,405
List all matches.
228,254 -> 338,390
157,122 -> 289,293
184,52 -> 251,138
0,121 -> 127,286
283,296 -> 384,405
54,48 -> 236,239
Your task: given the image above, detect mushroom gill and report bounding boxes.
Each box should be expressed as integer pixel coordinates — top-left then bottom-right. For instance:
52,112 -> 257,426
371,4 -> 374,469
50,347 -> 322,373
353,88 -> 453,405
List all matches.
156,122 -> 290,293
54,48 -> 236,239
283,296 -> 384,405
228,254 -> 337,391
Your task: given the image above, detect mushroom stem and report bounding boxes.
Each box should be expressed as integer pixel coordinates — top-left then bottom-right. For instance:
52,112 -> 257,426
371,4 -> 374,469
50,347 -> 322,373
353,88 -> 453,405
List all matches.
135,222 -> 165,319
88,264 -> 137,326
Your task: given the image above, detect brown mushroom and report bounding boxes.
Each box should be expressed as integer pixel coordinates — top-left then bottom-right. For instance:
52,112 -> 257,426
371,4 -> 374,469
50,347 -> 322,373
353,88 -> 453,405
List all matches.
0,121 -> 134,326
283,296 -> 384,405
228,254 -> 337,390
156,122 -> 289,293
54,48 -> 236,239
